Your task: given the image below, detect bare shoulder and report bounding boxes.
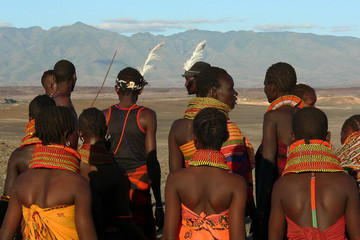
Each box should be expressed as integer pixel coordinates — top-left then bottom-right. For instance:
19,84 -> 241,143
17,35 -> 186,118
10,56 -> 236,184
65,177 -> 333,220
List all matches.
226,173 -> 246,190
170,118 -> 192,133
139,107 -> 156,120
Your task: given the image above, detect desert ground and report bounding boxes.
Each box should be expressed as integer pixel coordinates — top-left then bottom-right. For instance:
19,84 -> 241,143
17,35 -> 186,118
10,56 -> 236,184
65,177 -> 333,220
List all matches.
1,86 -> 360,237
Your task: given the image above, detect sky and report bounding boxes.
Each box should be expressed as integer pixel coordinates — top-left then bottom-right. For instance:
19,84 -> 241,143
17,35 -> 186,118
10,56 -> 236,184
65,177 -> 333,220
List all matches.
0,0 -> 359,38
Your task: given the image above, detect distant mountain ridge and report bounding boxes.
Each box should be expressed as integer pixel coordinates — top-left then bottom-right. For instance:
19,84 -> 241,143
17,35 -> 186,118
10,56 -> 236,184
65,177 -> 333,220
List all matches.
1,22 -> 360,88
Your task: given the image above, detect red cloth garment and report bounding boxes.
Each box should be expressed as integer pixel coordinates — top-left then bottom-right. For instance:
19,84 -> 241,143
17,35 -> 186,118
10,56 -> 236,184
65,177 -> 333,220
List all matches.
286,215 -> 347,240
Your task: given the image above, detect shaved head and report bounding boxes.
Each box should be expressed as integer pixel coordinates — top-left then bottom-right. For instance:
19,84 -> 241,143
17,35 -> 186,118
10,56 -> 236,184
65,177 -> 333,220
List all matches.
293,107 -> 328,141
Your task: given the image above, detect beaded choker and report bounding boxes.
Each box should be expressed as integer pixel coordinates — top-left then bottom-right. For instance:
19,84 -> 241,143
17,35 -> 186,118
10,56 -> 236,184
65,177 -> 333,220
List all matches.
50,91 -> 64,98
336,131 -> 360,167
78,143 -> 114,165
188,149 -> 229,170
184,97 -> 230,120
21,119 -> 42,147
282,139 -> 345,176
266,95 -> 303,112
30,144 -> 80,173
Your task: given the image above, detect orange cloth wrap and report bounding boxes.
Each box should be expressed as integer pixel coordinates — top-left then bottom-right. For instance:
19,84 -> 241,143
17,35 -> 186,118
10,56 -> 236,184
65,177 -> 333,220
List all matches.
22,204 -> 79,240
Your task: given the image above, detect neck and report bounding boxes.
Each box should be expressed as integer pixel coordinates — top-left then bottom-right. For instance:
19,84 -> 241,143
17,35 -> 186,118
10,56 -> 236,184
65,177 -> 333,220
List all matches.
56,82 -> 72,96
118,95 -> 137,108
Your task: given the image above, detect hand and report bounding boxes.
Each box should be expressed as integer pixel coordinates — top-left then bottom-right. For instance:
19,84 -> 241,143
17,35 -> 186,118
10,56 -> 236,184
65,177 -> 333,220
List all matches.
154,207 -> 164,230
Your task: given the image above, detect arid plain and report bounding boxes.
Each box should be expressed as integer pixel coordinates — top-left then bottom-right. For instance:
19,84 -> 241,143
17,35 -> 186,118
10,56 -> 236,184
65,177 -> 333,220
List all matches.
1,86 -> 360,202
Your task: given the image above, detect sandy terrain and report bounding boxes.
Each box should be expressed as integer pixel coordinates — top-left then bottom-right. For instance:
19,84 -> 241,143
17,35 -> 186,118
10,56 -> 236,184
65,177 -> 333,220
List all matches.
0,86 -> 360,238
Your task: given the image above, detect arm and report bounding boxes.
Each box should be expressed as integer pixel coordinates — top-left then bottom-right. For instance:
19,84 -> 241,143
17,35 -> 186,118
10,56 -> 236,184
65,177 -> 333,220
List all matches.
268,180 -> 286,240
228,176 -> 247,240
256,112 -> 278,238
140,109 -> 164,228
0,181 -> 23,239
344,177 -> 360,240
162,173 -> 181,240
168,120 -> 185,172
74,177 -> 97,240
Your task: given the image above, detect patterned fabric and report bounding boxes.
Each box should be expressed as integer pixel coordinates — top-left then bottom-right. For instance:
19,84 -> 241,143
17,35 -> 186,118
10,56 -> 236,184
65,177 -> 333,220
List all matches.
286,215 -> 347,240
30,144 -> 81,174
179,203 -> 229,240
127,165 -> 156,240
1,195 -> 10,202
22,204 -> 78,240
183,97 -> 230,120
282,139 -> 346,176
336,131 -> 360,182
188,149 -> 229,170
266,95 -> 304,112
78,143 -> 114,165
179,141 -> 197,166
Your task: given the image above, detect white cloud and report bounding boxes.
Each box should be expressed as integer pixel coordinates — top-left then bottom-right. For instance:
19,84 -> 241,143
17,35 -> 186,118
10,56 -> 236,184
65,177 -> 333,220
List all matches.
92,18 -> 234,34
331,26 -> 352,32
253,23 -> 318,32
0,21 -> 13,27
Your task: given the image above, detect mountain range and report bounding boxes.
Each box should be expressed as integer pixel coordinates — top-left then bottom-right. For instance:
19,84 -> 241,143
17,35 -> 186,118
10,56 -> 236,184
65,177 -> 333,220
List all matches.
1,22 -> 360,88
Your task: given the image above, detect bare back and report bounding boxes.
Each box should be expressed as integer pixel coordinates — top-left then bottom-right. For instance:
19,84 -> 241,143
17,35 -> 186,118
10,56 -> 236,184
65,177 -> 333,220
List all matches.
270,172 -> 360,239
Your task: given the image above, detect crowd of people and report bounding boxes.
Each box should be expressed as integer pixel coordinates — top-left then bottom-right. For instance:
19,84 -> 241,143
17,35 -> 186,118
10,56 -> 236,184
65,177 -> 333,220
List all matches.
0,52 -> 359,240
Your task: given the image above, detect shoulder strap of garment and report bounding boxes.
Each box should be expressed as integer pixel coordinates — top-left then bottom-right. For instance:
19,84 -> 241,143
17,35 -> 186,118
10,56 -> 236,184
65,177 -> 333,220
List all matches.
106,106 -> 112,126
311,172 -> 318,228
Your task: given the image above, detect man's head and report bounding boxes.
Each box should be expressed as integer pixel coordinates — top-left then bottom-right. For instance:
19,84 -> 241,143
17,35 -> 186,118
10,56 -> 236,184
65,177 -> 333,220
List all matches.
36,106 -> 77,147
78,107 -> 107,142
293,83 -> 317,108
29,94 -> 56,120
193,108 -> 229,150
115,67 -> 147,96
292,107 -> 329,142
41,70 -> 56,96
264,62 -> 297,103
54,60 -> 77,92
340,115 -> 360,144
196,67 -> 238,109
182,61 -> 211,95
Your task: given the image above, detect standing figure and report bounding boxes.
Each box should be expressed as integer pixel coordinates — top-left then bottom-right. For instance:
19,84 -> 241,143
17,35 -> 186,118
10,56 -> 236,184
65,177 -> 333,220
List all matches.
269,107 -> 360,239
163,108 -> 247,240
103,67 -> 163,240
0,95 -> 55,225
78,107 -> 146,240
255,62 -> 303,239
52,59 -> 78,117
0,106 -> 96,240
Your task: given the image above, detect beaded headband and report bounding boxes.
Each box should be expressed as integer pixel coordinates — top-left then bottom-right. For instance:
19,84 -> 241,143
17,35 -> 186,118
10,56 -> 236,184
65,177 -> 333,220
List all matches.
115,77 -> 148,91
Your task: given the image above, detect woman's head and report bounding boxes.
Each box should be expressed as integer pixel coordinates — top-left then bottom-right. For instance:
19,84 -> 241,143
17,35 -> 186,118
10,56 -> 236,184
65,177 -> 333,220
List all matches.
341,115 -> 360,144
193,108 -> 229,150
36,106 -> 77,147
78,107 -> 107,143
115,67 -> 147,95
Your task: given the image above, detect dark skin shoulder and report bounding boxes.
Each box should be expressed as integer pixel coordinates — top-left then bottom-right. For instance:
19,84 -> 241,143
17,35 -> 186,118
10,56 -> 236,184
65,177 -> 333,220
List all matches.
168,118 -> 193,172
269,172 -> 360,240
3,145 -> 34,195
162,167 -> 247,240
1,169 -> 97,240
53,95 -> 77,118
262,106 -> 299,163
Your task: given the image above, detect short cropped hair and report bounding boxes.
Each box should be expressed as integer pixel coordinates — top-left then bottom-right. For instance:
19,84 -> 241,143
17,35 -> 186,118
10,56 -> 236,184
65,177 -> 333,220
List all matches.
195,67 -> 228,97
54,60 -> 76,83
36,106 -> 76,145
78,108 -> 107,138
29,95 -> 56,120
293,107 -> 328,141
293,83 -> 316,100
41,70 -> 54,87
341,115 -> 360,133
265,62 -> 297,94
193,108 -> 228,150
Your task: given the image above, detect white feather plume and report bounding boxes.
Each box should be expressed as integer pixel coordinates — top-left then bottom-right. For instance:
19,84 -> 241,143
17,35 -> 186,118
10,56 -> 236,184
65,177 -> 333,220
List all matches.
138,41 -> 165,76
183,40 -> 207,71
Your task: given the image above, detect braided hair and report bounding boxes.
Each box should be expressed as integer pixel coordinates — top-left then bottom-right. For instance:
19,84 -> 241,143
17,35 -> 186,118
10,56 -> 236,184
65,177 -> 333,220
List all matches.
195,67 -> 228,97
36,106 -> 76,145
265,62 -> 297,94
193,108 -> 228,150
29,94 -> 56,120
78,107 -> 107,138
